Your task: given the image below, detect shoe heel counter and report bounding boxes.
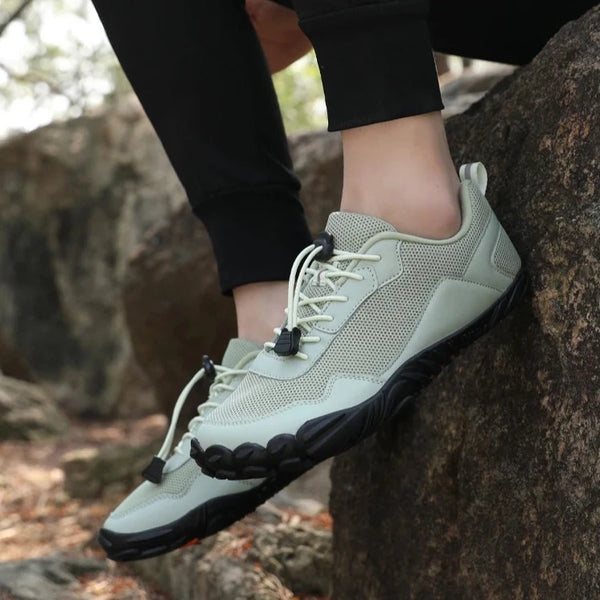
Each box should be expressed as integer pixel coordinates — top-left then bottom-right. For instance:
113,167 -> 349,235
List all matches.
463,181 -> 521,291
491,224 -> 522,278
472,180 -> 522,278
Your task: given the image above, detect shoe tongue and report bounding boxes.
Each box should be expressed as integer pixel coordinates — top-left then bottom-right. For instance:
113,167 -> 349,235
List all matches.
220,338 -> 261,369
325,211 -> 396,253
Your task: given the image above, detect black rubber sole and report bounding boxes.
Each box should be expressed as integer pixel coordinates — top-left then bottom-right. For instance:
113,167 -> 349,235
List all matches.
192,270 -> 528,480
97,472 -> 297,561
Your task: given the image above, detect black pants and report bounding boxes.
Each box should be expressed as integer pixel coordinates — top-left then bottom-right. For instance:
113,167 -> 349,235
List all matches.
91,0 -> 594,293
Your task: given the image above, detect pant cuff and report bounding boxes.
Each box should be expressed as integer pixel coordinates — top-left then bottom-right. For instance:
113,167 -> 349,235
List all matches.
299,2 -> 444,131
194,188 -> 313,294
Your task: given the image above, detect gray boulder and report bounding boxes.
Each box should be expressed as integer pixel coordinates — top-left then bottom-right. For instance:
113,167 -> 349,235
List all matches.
331,6 -> 600,599
132,519 -> 332,600
122,205 -> 236,418
0,96 -> 182,416
0,555 -> 106,600
61,443 -> 158,499
0,375 -> 68,440
248,521 -> 332,596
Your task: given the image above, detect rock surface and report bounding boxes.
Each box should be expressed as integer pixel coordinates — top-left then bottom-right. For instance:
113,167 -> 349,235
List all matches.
137,545 -> 294,600
61,443 -> 157,499
133,517 -> 332,600
440,62 -> 516,118
331,7 -> 600,599
0,555 -> 106,600
0,95 -> 183,416
0,332 -> 34,383
248,521 -> 332,596
0,375 -> 68,440
122,206 -> 237,418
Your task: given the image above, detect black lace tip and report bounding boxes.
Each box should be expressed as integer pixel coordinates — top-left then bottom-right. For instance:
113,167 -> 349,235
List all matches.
273,327 -> 302,356
142,456 -> 165,484
202,355 -> 216,382
190,437 -> 204,467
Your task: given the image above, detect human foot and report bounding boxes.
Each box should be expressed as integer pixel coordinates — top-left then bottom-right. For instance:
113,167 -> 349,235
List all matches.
190,163 -> 526,480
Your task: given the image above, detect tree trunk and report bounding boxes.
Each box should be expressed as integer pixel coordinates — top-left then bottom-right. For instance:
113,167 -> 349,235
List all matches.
331,6 -> 600,599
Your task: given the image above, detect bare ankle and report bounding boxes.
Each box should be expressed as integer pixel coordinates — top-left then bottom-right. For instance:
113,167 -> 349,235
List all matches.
340,111 -> 462,239
233,281 -> 288,345
341,177 -> 461,239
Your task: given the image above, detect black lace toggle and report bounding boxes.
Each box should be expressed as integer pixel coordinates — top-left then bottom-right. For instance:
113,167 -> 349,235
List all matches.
273,327 -> 302,356
141,455 -> 166,484
314,231 -> 334,261
202,355 -> 216,382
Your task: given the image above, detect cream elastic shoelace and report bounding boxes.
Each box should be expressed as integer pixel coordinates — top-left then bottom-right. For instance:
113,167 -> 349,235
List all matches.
265,242 -> 380,360
142,356 -> 258,483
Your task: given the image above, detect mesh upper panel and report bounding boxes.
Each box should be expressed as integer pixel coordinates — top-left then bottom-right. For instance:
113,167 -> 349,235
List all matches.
111,459 -> 199,518
492,227 -> 521,276
297,213 -> 395,322
325,211 -> 395,252
202,339 -> 260,407
207,185 -> 491,425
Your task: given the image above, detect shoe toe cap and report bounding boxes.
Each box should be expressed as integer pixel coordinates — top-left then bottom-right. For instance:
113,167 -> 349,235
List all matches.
102,458 -> 263,535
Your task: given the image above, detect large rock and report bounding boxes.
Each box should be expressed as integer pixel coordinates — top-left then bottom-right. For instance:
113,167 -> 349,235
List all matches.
331,7 -> 600,599
0,332 -> 34,382
440,62 -> 516,118
0,375 -> 68,440
248,521 -> 332,596
122,206 -> 236,418
61,443 -> 157,499
0,555 -> 106,600
132,516 -> 332,600
0,96 -> 184,416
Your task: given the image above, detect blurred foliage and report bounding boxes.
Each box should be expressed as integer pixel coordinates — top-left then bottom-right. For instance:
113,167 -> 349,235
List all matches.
0,0 -> 325,140
273,51 -> 327,133
0,0 -> 129,138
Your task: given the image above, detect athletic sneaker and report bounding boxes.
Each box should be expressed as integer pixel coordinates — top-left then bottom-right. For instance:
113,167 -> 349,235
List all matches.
98,338 -> 297,561
190,163 -> 526,480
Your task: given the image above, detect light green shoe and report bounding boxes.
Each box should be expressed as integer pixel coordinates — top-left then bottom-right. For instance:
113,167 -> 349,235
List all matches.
191,163 -> 526,480
98,338 -> 299,561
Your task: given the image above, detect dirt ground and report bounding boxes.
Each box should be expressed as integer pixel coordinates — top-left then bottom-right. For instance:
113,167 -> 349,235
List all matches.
0,416 -> 171,599
0,416 -> 332,600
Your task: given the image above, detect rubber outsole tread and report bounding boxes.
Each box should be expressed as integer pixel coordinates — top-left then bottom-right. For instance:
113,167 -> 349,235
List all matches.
192,270 -> 527,480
